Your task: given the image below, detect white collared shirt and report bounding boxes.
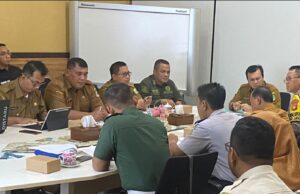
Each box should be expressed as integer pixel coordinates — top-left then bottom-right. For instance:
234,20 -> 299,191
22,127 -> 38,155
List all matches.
220,165 -> 294,194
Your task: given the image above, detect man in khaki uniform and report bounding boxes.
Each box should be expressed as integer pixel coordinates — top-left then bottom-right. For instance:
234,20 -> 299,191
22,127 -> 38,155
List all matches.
0,61 -> 48,125
44,58 -> 106,121
248,87 -> 300,190
98,61 -> 151,110
229,64 -> 281,112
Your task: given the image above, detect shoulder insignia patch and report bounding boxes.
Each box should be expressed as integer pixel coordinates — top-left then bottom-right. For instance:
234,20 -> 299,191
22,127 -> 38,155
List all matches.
165,86 -> 171,92
141,85 -> 149,93
55,90 -> 64,95
94,87 -> 100,97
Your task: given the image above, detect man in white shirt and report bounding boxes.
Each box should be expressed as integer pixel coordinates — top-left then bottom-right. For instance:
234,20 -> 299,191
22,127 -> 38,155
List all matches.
168,82 -> 242,194
220,116 -> 293,194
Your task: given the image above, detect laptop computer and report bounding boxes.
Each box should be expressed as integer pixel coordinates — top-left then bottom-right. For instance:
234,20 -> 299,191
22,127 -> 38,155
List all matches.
23,107 -> 71,131
0,100 -> 10,134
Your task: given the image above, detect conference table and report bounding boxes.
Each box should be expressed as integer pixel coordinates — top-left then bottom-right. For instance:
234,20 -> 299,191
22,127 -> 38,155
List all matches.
0,124 -> 121,194
0,109 -> 197,194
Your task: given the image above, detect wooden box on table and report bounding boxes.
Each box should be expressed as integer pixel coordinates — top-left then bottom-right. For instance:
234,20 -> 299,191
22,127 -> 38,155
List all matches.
167,114 -> 194,126
70,127 -> 100,142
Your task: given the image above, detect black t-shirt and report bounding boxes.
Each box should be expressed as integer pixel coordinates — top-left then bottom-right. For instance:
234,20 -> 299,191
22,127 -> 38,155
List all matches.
0,65 -> 21,84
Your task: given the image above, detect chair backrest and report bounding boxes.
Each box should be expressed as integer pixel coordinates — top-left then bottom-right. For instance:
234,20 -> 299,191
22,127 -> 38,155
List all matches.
156,152 -> 218,194
280,92 -> 291,111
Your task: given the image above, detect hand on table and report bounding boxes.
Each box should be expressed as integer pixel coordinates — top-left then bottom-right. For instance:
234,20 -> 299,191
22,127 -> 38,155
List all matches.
231,101 -> 242,112
241,103 -> 252,112
17,118 -> 38,124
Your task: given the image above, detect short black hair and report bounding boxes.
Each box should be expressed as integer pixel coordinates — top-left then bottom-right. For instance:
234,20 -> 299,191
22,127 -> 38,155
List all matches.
104,83 -> 133,109
67,57 -> 88,69
109,61 -> 127,77
0,43 -> 6,47
22,61 -> 48,77
230,116 -> 275,165
245,65 -> 264,79
197,82 -> 225,110
289,65 -> 300,78
251,86 -> 273,103
154,59 -> 169,70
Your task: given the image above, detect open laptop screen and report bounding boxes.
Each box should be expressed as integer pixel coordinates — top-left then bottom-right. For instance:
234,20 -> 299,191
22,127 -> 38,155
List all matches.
0,100 -> 9,134
23,107 -> 71,131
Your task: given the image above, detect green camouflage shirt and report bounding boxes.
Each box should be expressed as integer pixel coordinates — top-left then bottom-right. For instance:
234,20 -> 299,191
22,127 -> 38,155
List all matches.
140,75 -> 184,106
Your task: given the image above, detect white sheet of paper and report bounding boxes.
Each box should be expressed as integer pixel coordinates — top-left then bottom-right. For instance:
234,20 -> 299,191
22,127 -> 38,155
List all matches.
78,146 -> 96,156
30,144 -> 76,154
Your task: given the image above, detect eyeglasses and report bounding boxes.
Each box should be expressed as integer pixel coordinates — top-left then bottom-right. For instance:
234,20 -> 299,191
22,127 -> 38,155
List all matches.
27,76 -> 44,87
0,51 -> 11,57
225,142 -> 231,152
117,71 -> 132,78
284,77 -> 300,83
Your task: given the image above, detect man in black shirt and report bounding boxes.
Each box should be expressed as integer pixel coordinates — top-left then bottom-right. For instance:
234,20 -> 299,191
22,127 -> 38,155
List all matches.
0,43 -> 21,84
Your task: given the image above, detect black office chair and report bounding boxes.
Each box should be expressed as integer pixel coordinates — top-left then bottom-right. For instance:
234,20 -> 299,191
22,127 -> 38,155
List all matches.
280,92 -> 291,111
156,152 -> 218,194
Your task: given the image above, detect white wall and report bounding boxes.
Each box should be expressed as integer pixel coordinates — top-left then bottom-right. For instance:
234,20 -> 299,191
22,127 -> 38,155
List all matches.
133,1 -> 214,85
133,1 -> 300,106
213,1 -> 300,106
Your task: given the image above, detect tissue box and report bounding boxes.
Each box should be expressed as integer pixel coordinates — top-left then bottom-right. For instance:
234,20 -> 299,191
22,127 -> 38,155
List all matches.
182,105 -> 193,114
26,156 -> 60,174
70,127 -> 100,142
167,114 -> 194,126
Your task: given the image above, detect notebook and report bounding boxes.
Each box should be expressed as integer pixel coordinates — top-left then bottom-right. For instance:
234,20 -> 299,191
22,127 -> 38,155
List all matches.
0,100 -> 10,134
23,107 -> 71,131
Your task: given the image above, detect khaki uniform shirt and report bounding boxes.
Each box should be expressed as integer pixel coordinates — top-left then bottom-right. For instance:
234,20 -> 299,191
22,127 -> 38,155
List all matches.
44,75 -> 102,112
249,110 -> 300,190
0,79 -> 46,119
98,80 -> 142,104
140,75 -> 184,106
229,81 -> 281,109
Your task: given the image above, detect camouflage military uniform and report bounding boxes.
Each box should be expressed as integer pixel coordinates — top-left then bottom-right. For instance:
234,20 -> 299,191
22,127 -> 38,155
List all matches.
0,79 -> 46,119
140,75 -> 184,106
98,80 -> 142,104
44,75 -> 102,112
229,81 -> 281,109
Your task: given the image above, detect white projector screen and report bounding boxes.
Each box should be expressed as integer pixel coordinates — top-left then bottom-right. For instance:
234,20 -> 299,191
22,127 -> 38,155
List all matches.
70,2 -> 200,92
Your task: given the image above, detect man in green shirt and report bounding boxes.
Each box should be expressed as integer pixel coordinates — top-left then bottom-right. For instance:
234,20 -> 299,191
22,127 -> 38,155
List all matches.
93,83 -> 169,193
140,59 -> 184,107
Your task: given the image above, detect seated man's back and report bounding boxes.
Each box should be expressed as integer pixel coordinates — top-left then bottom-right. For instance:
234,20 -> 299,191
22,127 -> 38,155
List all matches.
93,83 -> 169,192
250,110 -> 300,190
